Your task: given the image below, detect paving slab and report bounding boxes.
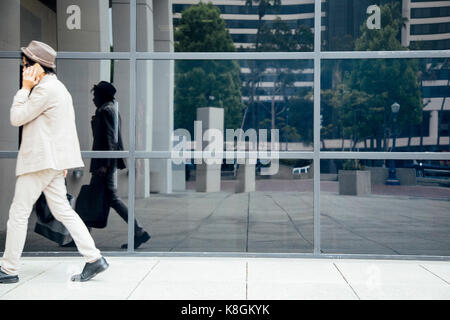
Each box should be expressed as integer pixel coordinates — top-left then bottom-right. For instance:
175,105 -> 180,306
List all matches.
334,260 -> 450,300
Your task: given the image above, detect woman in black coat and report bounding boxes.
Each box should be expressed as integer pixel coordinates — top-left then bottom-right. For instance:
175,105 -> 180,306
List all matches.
90,81 -> 150,249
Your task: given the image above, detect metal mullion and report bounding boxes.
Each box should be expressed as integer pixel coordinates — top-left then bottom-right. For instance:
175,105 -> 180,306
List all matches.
18,251 -> 450,262
0,51 -> 131,60
320,152 -> 450,160
0,152 -> 18,158
57,52 -> 131,60
80,151 -> 129,158
0,52 -> 20,58
313,0 -> 322,256
134,151 -> 315,159
321,50 -> 450,59
127,0 -> 137,253
136,52 -> 315,60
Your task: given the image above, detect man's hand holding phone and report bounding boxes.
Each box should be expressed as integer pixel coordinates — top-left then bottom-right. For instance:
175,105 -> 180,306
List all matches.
22,64 -> 44,91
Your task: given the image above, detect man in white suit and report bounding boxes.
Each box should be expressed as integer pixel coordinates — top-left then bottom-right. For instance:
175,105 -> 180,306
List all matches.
0,40 -> 109,283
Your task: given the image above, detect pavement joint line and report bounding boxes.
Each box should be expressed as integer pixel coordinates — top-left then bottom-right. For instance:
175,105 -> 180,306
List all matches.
245,193 -> 250,253
332,262 -> 361,300
126,260 -> 161,300
168,193 -> 233,252
322,213 -> 402,255
419,264 -> 450,285
245,261 -> 248,300
0,261 -> 62,299
267,194 -> 314,247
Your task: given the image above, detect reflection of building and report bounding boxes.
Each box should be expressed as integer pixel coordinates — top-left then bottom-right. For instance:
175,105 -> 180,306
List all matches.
173,0 -> 318,50
173,0 -> 316,131
403,0 -> 450,150
324,0 -> 450,151
173,0 -> 449,150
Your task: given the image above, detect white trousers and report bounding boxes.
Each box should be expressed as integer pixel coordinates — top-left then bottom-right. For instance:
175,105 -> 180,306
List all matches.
1,169 -> 102,275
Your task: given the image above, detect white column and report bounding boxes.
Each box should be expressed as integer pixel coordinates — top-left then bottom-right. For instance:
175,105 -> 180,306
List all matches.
196,107 -> 224,193
0,1 -> 20,228
150,0 -> 174,194
56,0 -> 113,197
402,0 -> 411,47
430,110 -> 439,140
135,0 -> 155,198
235,163 -> 256,193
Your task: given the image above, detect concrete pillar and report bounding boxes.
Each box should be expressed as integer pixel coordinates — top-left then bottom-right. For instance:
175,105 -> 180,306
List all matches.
430,110 -> 439,140
402,0 -> 411,47
196,107 -> 224,193
150,0 -> 174,194
235,163 -> 256,193
55,1 -> 136,199
0,1 -> 20,229
135,0 -> 154,198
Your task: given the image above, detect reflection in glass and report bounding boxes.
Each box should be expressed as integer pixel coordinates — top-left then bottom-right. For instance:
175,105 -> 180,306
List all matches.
57,59 -> 130,151
321,58 -> 450,152
323,0 -> 450,51
0,59 -> 21,151
140,1 -> 315,52
134,159 -> 314,253
320,159 -> 450,255
136,60 -> 314,152
0,159 -> 130,253
0,0 -> 130,52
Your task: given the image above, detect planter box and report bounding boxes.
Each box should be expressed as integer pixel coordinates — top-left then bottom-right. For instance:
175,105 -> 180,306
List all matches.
338,170 -> 371,196
366,167 -> 417,186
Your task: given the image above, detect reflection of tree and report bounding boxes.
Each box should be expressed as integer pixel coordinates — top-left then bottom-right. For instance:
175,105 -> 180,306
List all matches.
174,3 -> 244,135
256,19 -> 313,131
243,0 -> 282,131
322,2 -> 424,151
242,1 -> 314,145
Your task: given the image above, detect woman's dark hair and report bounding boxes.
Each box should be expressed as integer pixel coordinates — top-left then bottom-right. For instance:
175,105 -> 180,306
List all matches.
21,53 -> 56,75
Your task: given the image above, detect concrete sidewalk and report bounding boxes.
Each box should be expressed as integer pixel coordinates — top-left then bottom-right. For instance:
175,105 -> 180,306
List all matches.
0,257 -> 449,300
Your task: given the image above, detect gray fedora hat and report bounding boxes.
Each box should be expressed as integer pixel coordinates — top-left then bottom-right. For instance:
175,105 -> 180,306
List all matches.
21,40 -> 57,69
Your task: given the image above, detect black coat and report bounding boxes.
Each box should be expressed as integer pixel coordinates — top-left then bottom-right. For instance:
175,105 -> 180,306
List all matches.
90,102 -> 126,173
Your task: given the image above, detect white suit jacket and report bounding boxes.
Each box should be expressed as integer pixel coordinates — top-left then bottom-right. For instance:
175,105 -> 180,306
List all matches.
11,74 -> 85,176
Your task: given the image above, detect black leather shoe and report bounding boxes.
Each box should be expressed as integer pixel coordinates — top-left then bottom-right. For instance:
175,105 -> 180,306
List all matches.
71,257 -> 109,282
121,232 -> 151,249
0,269 -> 19,284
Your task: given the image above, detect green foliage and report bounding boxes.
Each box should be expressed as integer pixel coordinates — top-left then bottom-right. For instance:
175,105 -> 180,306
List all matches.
174,2 -> 245,134
174,2 -> 235,52
342,159 -> 365,171
323,2 -> 424,150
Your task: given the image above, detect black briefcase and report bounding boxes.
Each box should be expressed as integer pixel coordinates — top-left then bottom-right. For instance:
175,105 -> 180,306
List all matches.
34,194 -> 74,246
75,178 -> 110,229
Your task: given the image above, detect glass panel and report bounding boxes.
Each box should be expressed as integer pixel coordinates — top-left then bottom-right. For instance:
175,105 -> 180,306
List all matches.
0,59 -> 130,152
323,0 -> 450,51
320,158 -> 450,255
321,58 -> 450,152
137,59 -> 314,152
0,59 -> 21,151
138,0 -> 315,52
0,0 -> 130,52
134,158 -> 314,253
0,158 -> 129,253
57,59 -> 130,151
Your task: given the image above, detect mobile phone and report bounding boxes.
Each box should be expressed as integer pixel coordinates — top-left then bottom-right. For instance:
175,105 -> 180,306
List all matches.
32,63 -> 45,78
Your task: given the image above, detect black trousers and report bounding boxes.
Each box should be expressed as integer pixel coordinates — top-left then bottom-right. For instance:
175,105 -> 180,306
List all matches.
91,169 -> 145,236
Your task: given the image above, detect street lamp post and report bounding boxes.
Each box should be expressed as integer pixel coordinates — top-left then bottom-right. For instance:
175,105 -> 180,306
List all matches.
386,102 -> 400,185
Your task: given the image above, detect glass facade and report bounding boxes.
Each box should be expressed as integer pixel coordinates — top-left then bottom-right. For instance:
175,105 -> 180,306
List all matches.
0,0 -> 448,258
